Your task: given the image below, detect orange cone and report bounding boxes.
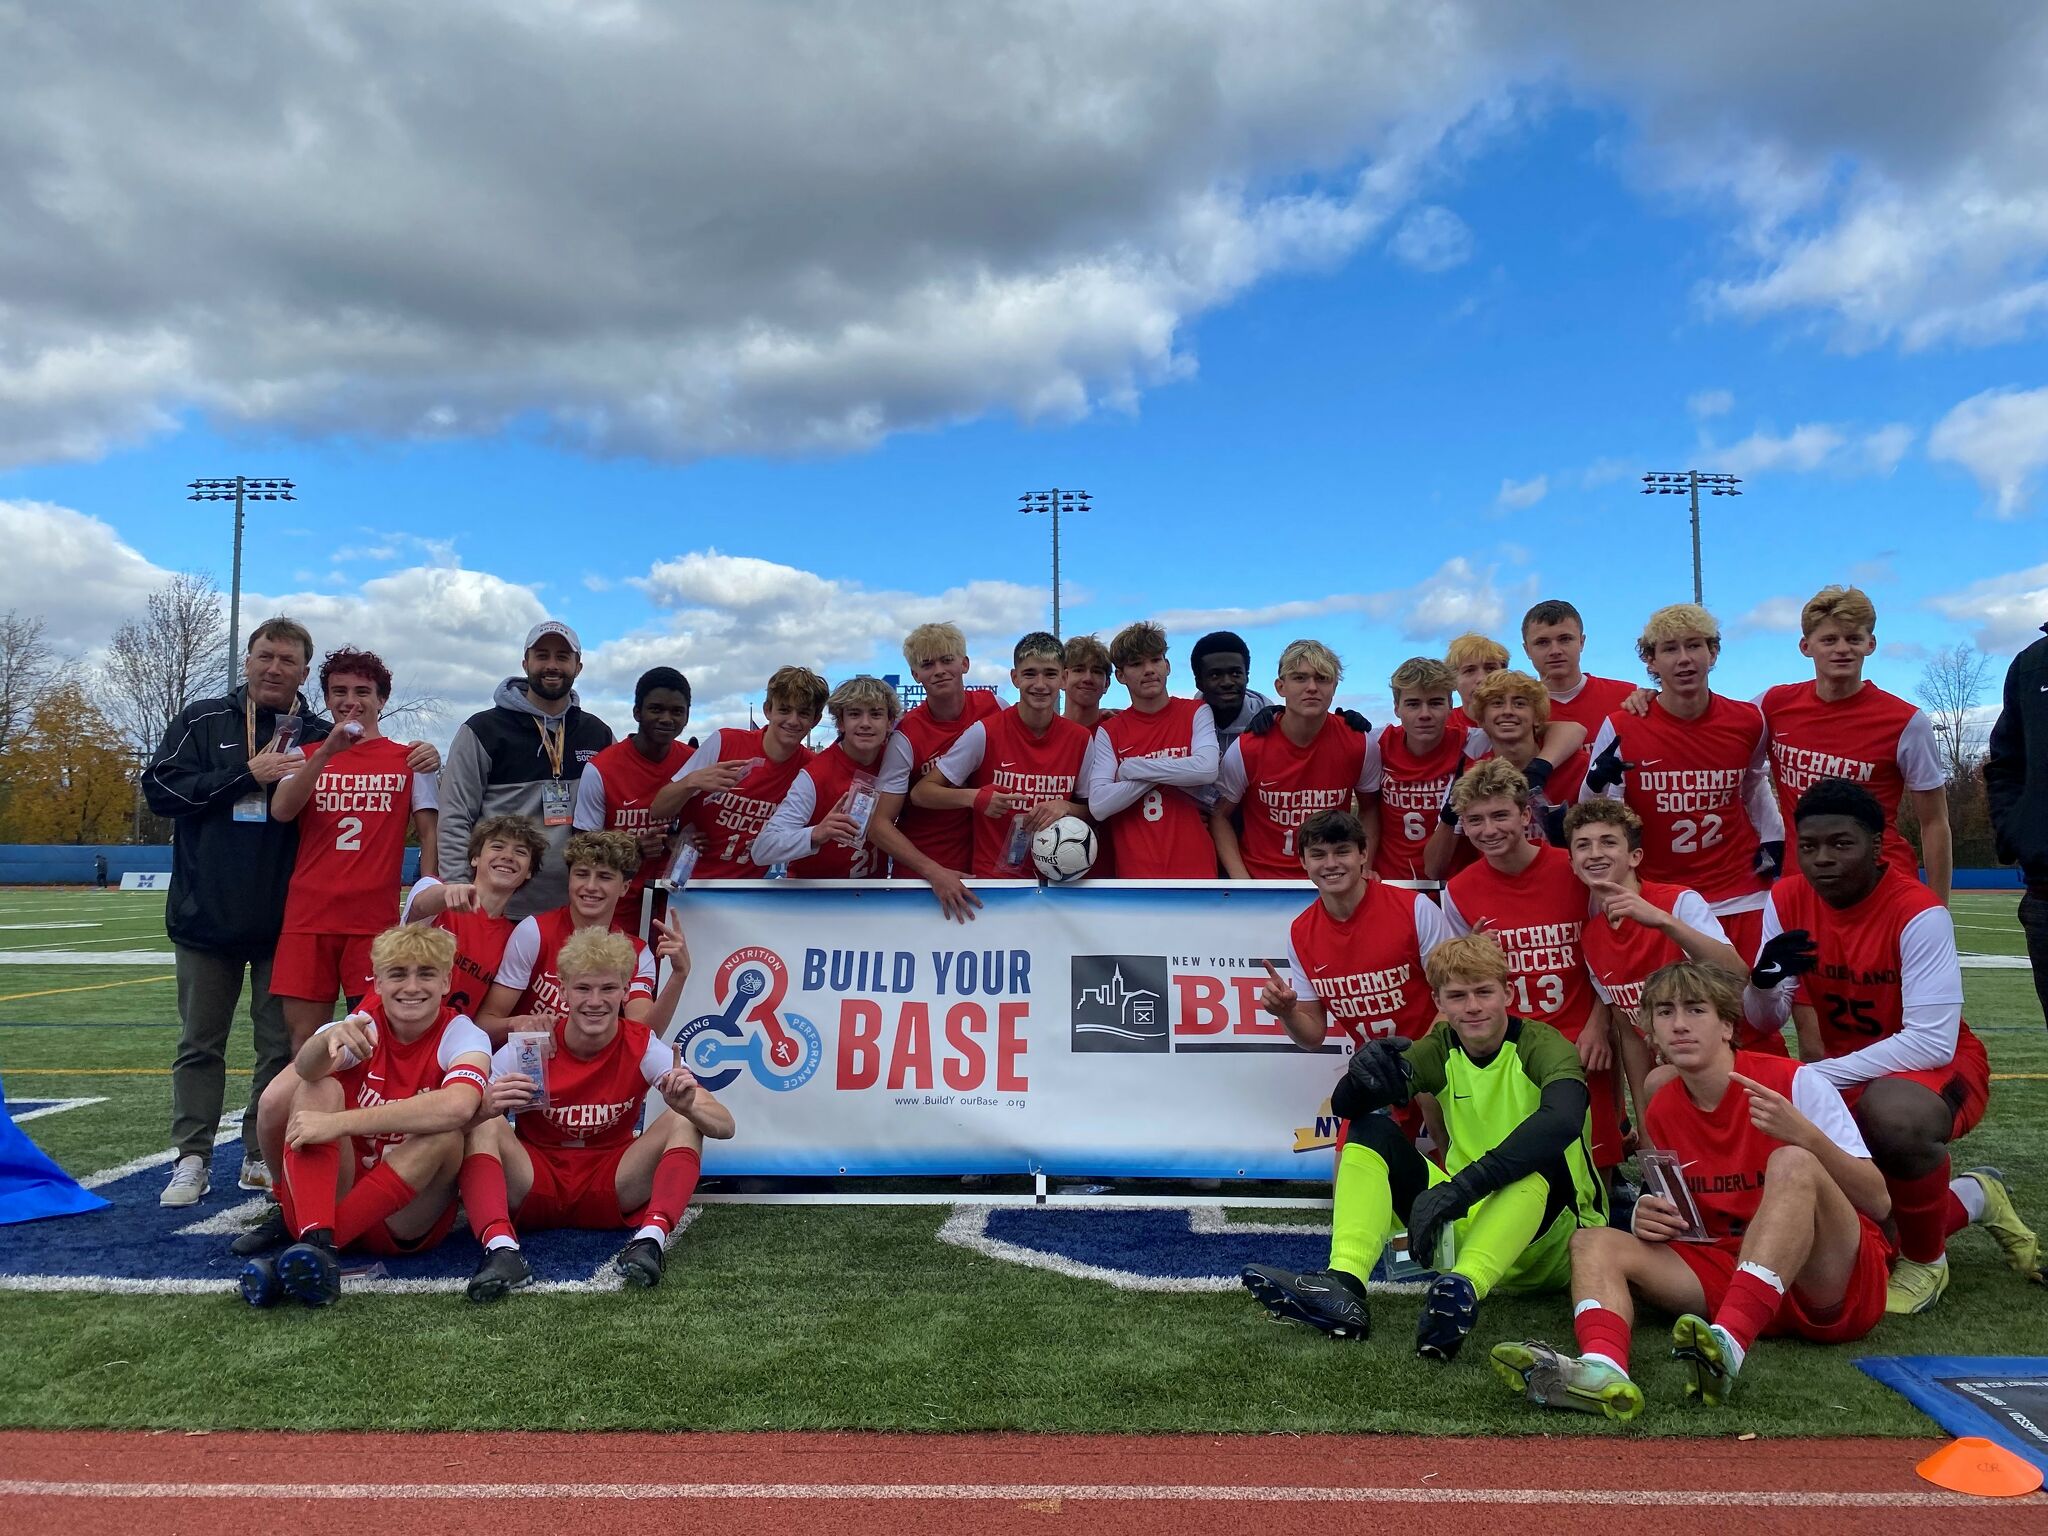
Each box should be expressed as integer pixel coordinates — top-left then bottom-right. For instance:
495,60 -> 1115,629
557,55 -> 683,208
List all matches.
1915,1437 -> 2043,1498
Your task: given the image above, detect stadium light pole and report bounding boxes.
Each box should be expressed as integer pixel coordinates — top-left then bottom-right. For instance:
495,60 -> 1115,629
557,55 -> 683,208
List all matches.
1641,471 -> 1740,604
188,476 -> 296,685
1019,488 -> 1090,637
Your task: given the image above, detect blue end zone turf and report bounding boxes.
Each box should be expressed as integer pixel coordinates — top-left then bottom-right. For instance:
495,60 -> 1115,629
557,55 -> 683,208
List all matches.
0,1138 -> 641,1291
0,1074 -> 108,1227
1857,1356 -> 2048,1477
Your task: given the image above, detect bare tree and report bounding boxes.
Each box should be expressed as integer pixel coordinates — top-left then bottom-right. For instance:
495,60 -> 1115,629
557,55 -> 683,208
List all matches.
97,572 -> 227,755
1917,641 -> 1993,781
0,610 -> 56,754
378,691 -> 447,736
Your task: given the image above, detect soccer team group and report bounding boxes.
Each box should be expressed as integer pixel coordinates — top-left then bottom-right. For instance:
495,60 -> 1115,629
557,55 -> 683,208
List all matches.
159,587 -> 2043,1426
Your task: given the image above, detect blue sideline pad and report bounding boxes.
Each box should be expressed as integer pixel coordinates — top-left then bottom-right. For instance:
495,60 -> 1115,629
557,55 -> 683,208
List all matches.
1857,1355 -> 2048,1477
0,1074 -> 109,1227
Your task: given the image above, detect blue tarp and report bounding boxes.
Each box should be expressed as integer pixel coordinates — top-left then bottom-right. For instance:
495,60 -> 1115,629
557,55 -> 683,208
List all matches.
0,1072 -> 109,1225
1858,1355 -> 2048,1477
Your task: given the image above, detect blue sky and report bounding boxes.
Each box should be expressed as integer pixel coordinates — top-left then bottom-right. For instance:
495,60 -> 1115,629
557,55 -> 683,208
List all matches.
2,7 -> 2044,735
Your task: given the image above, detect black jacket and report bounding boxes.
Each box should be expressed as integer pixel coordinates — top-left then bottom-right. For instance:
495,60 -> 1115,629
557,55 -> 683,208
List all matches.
143,685 -> 332,959
1986,624 -> 2048,889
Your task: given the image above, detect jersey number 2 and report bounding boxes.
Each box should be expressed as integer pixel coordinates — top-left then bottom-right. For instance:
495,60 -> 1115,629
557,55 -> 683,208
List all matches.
1669,814 -> 1724,855
335,816 -> 363,852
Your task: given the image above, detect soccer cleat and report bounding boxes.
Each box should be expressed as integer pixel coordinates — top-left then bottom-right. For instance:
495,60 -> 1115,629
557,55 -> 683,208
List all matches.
237,1254 -> 282,1309
1240,1265 -> 1370,1340
229,1205 -> 291,1257
1884,1254 -> 1952,1316
467,1246 -> 535,1304
159,1153 -> 209,1207
614,1236 -> 666,1289
1415,1272 -> 1479,1361
1671,1314 -> 1740,1406
1490,1340 -> 1645,1423
237,1154 -> 271,1193
276,1232 -> 343,1308
1962,1168 -> 2043,1283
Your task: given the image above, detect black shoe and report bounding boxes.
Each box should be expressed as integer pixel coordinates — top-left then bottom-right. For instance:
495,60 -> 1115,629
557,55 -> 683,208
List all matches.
1240,1264 -> 1371,1339
467,1245 -> 534,1304
276,1230 -> 342,1308
1415,1272 -> 1479,1361
238,1253 -> 282,1308
230,1205 -> 291,1257
614,1236 -> 665,1289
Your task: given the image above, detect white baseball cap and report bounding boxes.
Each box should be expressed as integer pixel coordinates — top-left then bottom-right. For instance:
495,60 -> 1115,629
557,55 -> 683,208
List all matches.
523,620 -> 581,655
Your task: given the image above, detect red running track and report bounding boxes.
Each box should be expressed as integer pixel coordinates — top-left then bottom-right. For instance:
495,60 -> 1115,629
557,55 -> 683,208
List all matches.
0,1430 -> 2040,1535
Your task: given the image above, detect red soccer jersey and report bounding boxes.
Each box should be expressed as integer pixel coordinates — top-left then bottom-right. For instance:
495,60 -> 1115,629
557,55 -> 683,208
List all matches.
499,906 -> 657,1019
1591,694 -> 1773,905
937,706 -> 1092,877
678,728 -> 814,879
1581,880 -> 1724,1034
1442,845 -> 1599,1036
580,736 -> 691,900
1757,681 -> 1943,884
500,1016 -> 672,1152
1643,1050 -> 1876,1245
1223,720 -> 1370,878
401,878 -> 516,1020
327,997 -> 490,1170
1094,698 -> 1214,878
787,741 -> 887,880
892,691 -> 1002,873
1286,880 -> 1451,1045
282,736 -> 428,935
1545,673 -> 1637,735
1372,725 -> 1466,882
1768,870 -> 1976,1063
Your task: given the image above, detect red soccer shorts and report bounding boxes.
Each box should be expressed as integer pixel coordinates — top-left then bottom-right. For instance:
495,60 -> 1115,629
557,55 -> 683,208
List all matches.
1840,1027 -> 1991,1142
272,932 -> 375,1005
1671,1219 -> 1892,1344
1717,906 -> 1766,967
514,1144 -> 633,1232
274,1139 -> 459,1256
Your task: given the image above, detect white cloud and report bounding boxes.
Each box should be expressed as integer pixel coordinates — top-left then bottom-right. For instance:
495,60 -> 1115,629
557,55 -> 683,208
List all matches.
1859,423 -> 1914,475
1705,423 -> 1846,476
1928,385 -> 2048,517
1387,205 -> 1474,272
1580,457 -> 1633,489
1495,474 -> 1548,511
1927,563 -> 2048,654
1736,595 -> 1804,635
1156,557 -> 1535,646
0,500 -> 178,654
1688,389 -> 1733,419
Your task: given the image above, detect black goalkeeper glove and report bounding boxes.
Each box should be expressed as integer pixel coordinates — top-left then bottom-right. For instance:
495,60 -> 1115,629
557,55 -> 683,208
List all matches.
1337,708 -> 1372,734
1244,705 -> 1282,738
1345,1037 -> 1414,1110
1753,839 -> 1785,880
1749,928 -> 1818,991
1439,793 -> 1460,834
1584,738 -> 1634,794
1405,1168 -> 1486,1270
1523,756 -> 1555,796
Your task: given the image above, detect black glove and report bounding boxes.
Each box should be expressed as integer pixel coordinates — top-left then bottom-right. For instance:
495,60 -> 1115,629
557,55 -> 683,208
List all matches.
1406,1170 -> 1483,1270
1749,928 -> 1818,991
1523,756 -> 1554,796
1245,705 -> 1282,738
1344,1037 -> 1414,1109
1584,738 -> 1634,794
1439,794 -> 1460,834
1338,708 -> 1372,734
1753,839 -> 1785,880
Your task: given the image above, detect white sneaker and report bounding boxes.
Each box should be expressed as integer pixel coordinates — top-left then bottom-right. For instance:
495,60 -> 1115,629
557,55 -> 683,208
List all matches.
160,1153 -> 209,1207
237,1154 -> 271,1193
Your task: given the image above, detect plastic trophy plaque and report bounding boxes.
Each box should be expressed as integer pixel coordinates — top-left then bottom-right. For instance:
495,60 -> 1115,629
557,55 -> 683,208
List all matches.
842,774 -> 879,846
1636,1149 -> 1711,1241
665,841 -> 699,888
1001,812 -> 1033,874
507,1031 -> 554,1110
271,714 -> 303,754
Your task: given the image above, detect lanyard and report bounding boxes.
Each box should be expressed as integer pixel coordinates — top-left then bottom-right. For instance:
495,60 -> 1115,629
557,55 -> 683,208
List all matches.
244,697 -> 260,757
534,715 -> 567,779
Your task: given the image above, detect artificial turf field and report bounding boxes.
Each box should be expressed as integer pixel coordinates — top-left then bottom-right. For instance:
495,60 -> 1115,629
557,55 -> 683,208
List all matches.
0,886 -> 2041,1438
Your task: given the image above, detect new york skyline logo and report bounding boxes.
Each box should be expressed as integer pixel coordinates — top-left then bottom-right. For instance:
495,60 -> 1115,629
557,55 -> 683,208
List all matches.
1070,955 -> 1169,1053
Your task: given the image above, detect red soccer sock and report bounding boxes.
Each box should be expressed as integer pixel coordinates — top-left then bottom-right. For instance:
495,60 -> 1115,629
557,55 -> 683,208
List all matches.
281,1140 -> 341,1237
1712,1265 -> 1786,1355
333,1160 -> 419,1249
639,1146 -> 702,1237
1889,1160 -> 1968,1264
1572,1304 -> 1633,1374
459,1153 -> 516,1248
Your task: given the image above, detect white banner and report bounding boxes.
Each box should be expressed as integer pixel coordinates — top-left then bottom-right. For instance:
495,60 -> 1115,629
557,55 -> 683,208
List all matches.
663,880 -> 1347,1180
118,872 -> 170,891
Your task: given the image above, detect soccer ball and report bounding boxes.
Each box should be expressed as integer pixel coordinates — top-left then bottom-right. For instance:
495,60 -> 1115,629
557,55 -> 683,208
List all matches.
1031,816 -> 1097,883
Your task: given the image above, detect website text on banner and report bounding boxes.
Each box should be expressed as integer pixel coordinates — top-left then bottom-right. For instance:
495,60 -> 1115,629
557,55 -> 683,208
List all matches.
661,882 -> 1345,1180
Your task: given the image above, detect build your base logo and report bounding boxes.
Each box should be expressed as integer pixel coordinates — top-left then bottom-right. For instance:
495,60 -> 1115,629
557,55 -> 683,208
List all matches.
1070,953 -> 1324,1055
679,944 -> 1033,1105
